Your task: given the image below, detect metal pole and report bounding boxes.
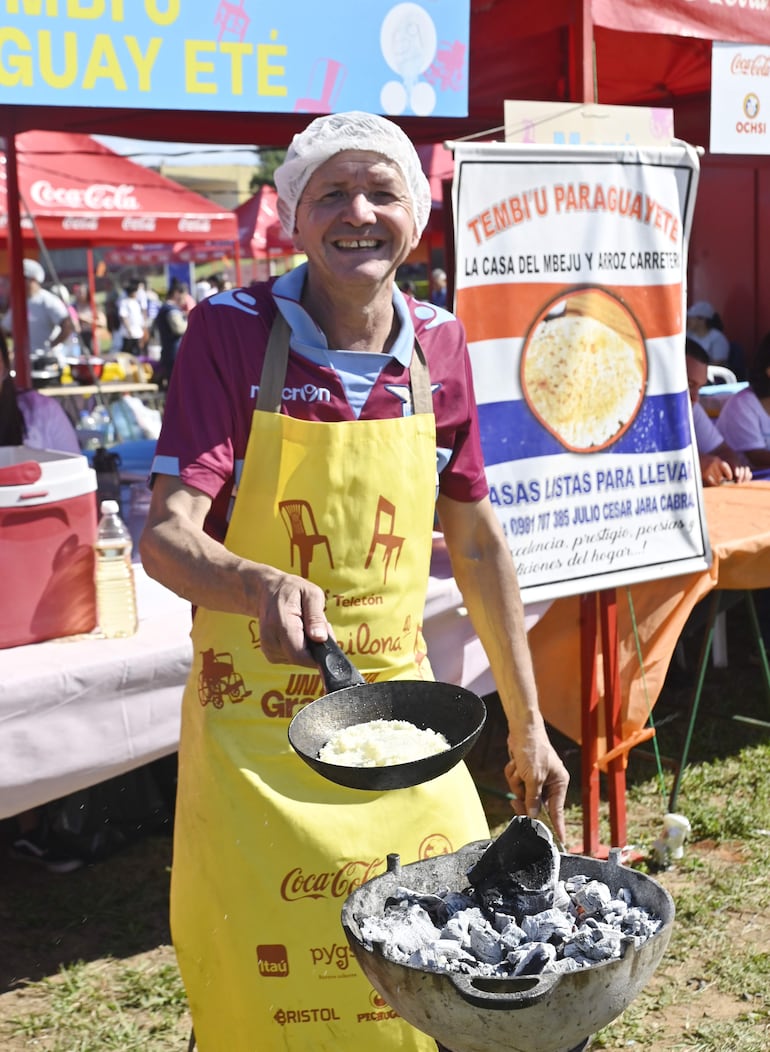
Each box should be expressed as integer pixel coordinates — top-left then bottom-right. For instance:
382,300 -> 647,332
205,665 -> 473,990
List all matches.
3,132 -> 32,388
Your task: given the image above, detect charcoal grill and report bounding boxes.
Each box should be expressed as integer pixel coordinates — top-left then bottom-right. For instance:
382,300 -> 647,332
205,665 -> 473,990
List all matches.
341,841 -> 674,1052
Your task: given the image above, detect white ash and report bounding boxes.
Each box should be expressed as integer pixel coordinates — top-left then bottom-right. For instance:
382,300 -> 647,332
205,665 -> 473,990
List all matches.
357,871 -> 662,977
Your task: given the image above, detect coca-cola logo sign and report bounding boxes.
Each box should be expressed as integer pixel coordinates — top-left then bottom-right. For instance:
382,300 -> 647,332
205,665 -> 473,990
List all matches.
62,217 -> 99,231
122,216 -> 157,232
30,180 -> 141,211
178,217 -> 212,233
730,53 -> 770,78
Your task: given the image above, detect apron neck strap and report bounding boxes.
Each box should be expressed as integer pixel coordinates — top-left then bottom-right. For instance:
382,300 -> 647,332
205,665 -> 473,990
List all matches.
257,308 -> 433,415
257,310 -> 291,413
410,337 -> 432,415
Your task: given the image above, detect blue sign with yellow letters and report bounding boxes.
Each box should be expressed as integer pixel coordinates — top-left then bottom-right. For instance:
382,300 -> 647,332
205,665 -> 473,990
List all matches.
0,0 -> 469,117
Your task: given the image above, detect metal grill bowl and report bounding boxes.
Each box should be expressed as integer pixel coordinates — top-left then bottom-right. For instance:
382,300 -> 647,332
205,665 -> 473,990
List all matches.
341,842 -> 675,1052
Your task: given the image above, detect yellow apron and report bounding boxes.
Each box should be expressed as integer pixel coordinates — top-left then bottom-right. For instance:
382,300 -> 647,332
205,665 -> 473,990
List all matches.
171,314 -> 489,1051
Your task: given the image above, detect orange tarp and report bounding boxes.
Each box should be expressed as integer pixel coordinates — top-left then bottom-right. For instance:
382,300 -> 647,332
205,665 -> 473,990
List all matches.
528,482 -> 770,750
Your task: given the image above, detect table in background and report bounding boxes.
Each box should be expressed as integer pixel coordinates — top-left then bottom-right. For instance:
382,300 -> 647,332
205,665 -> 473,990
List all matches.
526,482 -> 770,850
0,566 -> 192,819
0,556 -> 515,822
6,488 -> 769,836
699,380 -> 748,419
39,382 -> 163,428
527,483 -> 770,748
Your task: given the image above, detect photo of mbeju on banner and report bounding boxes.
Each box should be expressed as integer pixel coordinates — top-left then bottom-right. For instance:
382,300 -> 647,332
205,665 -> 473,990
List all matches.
451,141 -> 708,603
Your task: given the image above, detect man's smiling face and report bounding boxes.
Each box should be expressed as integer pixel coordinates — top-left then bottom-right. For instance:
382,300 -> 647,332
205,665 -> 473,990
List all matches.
293,150 -> 419,294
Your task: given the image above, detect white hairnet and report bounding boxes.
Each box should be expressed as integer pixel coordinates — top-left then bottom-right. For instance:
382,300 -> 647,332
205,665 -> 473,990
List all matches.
23,258 -> 45,283
274,111 -> 432,238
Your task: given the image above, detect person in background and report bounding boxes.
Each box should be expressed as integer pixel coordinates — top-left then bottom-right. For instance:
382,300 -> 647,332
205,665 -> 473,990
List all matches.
194,278 -> 212,302
117,280 -> 146,356
1,259 -> 75,379
207,272 -> 232,294
686,339 -> 752,485
104,281 -> 124,348
177,280 -> 197,312
0,332 -> 80,454
686,300 -> 730,367
140,279 -> 161,341
717,330 -> 770,469
153,279 -> 189,387
72,283 -> 107,354
430,266 -> 448,308
140,110 -> 568,1052
716,331 -> 770,657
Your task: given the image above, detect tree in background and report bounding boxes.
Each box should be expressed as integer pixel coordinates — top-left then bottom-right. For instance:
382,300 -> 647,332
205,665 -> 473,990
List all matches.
250,149 -> 287,192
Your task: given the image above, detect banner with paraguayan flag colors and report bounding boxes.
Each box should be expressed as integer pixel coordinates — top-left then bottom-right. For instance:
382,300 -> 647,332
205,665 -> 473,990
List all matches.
451,141 -> 710,603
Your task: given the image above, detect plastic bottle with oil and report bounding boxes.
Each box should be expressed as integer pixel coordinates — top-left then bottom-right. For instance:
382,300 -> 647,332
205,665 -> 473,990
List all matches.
94,499 -> 138,638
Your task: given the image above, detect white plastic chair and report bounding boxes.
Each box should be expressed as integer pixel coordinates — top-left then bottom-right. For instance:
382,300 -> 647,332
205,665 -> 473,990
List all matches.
706,364 -> 737,385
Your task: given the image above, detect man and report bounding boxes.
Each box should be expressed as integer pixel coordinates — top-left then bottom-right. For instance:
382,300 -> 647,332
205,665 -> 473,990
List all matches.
2,259 -> 75,383
431,266 -> 448,307
686,300 -> 730,366
152,279 -> 188,386
140,111 -> 568,1052
686,338 -> 751,485
117,280 -> 146,355
72,283 -> 106,354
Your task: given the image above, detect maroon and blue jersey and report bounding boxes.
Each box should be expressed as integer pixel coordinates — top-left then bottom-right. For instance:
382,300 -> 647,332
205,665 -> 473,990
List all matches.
152,265 -> 489,544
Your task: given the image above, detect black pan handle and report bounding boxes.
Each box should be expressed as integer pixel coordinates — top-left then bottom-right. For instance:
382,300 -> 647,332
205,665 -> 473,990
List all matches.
307,637 -> 365,693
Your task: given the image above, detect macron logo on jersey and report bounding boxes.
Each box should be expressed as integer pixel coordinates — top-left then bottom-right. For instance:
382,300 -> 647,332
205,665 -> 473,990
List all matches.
250,383 -> 331,403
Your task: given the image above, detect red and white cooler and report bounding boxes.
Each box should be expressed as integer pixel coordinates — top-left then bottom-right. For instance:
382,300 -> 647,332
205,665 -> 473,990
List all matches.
0,447 -> 98,648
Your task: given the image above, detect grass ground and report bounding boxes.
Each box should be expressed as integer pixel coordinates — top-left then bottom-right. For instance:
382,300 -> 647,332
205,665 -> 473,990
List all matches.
1,599 -> 769,1051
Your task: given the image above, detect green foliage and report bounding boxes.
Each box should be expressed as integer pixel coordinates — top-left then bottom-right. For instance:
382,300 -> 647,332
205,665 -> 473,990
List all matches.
249,147 -> 287,192
590,741 -> 770,1052
3,604 -> 769,1052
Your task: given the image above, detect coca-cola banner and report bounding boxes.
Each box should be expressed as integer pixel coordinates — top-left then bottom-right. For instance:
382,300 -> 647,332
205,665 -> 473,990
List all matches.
451,140 -> 708,603
593,0 -> 770,44
0,1 -> 470,118
0,130 -> 237,247
710,42 -> 770,152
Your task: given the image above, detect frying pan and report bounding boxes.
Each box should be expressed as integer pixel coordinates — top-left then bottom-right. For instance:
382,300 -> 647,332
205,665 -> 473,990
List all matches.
287,638 -> 487,791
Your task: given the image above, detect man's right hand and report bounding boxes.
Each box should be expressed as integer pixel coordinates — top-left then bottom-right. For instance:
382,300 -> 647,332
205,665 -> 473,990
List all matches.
254,566 -> 330,666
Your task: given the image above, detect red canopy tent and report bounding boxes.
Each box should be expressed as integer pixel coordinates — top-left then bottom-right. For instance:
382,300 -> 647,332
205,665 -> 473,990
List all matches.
104,186 -> 295,273
235,185 -> 295,260
4,0 -> 770,379
233,185 -> 298,281
1,131 -> 238,381
414,143 -> 455,267
0,130 -> 238,249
